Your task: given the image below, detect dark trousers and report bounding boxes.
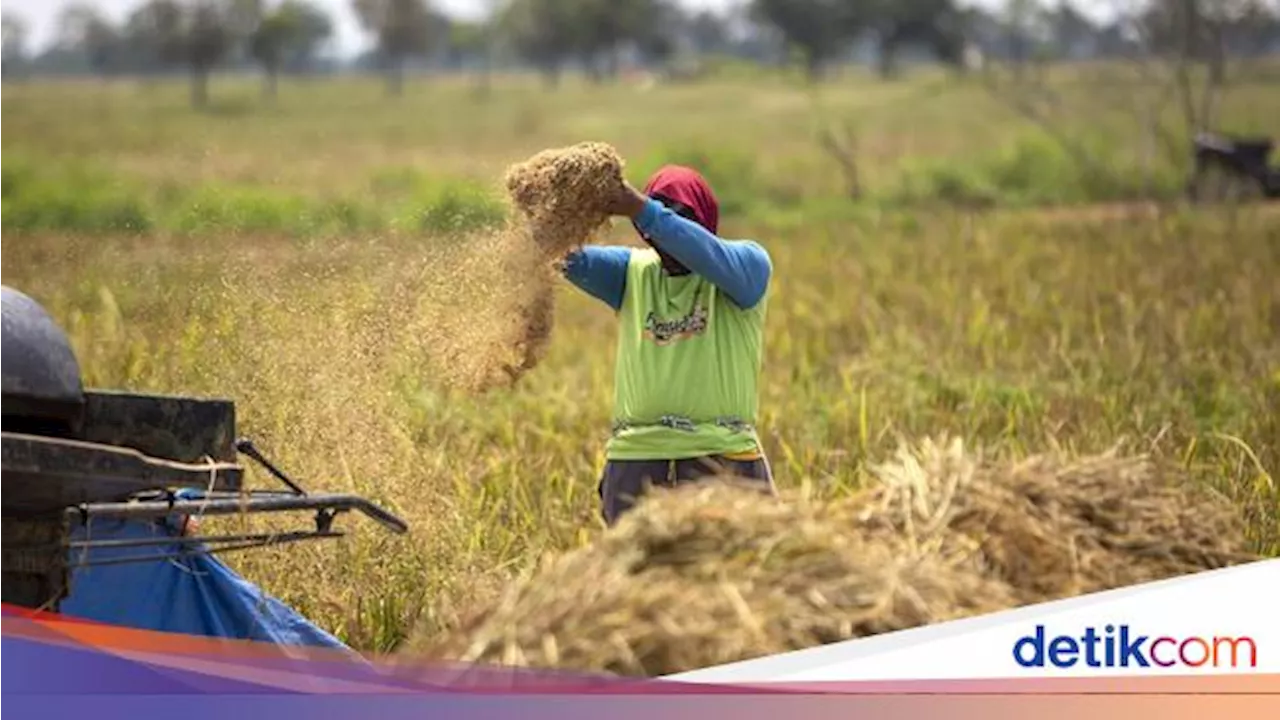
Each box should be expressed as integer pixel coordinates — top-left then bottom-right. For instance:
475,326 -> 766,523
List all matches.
598,454 -> 776,527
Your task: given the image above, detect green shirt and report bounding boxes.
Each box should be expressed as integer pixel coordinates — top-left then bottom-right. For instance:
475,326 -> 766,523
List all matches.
607,248 -> 767,460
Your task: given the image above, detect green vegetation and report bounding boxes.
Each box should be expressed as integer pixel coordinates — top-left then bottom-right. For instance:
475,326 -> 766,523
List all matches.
2,71 -> 1277,653
6,68 -> 1278,231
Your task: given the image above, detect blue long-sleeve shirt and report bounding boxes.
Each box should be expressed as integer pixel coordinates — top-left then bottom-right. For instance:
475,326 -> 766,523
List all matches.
561,199 -> 772,311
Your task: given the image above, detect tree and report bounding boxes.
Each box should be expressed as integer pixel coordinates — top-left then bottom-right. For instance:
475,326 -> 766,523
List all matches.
125,0 -> 250,108
54,3 -> 124,76
493,0 -> 677,85
568,0 -> 678,80
629,0 -> 682,69
3,12 -> 31,77
446,3 -> 500,98
1001,0 -> 1051,71
184,1 -> 237,107
352,0 -> 450,96
869,0 -> 969,78
124,1 -> 189,74
1220,0 -> 1280,57
447,20 -> 489,68
495,0 -> 580,87
687,10 -> 733,56
1046,0 -> 1100,60
749,0 -> 868,80
1124,0 -> 1279,137
250,0 -> 332,100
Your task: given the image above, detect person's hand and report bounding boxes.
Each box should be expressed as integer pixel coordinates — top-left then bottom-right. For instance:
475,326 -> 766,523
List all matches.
604,177 -> 649,219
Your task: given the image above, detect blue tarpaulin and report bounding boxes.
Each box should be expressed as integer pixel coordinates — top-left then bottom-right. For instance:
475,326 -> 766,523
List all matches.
59,496 -> 354,654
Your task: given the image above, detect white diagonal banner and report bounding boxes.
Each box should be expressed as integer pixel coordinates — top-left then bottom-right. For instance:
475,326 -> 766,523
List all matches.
666,559 -> 1279,682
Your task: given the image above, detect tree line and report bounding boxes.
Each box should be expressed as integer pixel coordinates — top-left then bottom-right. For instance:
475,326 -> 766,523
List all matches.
2,0 -> 1277,107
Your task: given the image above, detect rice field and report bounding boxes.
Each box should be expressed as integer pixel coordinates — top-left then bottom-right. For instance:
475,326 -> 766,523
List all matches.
2,66 -> 1278,653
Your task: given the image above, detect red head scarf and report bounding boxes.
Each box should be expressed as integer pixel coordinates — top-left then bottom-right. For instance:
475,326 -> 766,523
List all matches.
643,165 -> 719,235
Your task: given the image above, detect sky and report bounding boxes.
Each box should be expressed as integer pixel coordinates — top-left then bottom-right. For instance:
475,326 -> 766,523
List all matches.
3,0 -> 1119,59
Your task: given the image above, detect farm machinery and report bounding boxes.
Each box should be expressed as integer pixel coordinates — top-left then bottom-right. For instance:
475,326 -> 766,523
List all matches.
1187,132 -> 1280,202
2,285 -> 408,647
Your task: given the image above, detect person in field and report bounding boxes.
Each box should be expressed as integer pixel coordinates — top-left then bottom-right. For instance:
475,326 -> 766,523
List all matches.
560,165 -> 776,526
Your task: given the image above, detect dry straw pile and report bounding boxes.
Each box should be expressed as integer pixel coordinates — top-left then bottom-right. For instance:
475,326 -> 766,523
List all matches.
413,142 -> 625,392
854,438 -> 1257,603
406,437 -> 1259,676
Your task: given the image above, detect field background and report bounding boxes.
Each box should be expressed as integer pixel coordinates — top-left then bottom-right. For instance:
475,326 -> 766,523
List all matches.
3,66 -> 1279,653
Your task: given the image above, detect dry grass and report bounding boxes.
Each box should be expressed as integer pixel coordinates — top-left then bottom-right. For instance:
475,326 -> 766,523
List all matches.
404,437 -> 1260,676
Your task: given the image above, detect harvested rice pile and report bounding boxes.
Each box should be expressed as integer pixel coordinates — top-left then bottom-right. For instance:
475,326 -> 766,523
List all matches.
405,438 -> 1259,676
856,437 -> 1259,603
416,142 -> 626,392
408,480 -> 1018,676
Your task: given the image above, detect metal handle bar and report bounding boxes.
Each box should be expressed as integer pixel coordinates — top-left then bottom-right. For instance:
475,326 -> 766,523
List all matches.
68,493 -> 409,534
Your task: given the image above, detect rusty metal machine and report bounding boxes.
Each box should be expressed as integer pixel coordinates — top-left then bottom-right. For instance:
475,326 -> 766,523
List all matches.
1,285 -> 408,614
1188,132 -> 1280,202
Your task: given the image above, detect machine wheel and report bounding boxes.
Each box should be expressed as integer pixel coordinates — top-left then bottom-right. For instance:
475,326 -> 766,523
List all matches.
1188,162 -> 1266,204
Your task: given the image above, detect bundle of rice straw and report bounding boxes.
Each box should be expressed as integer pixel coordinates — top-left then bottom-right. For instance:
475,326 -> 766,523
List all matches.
856,436 -> 1260,604
408,480 -> 1018,677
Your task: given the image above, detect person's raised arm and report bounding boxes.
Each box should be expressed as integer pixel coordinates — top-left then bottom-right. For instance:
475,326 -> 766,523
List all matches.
630,198 -> 772,309
560,245 -> 632,311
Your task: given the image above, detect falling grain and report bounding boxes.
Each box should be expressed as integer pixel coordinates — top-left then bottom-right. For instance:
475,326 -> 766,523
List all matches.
412,142 -> 626,393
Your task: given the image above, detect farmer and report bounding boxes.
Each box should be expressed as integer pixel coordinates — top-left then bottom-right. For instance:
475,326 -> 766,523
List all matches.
561,165 -> 775,526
